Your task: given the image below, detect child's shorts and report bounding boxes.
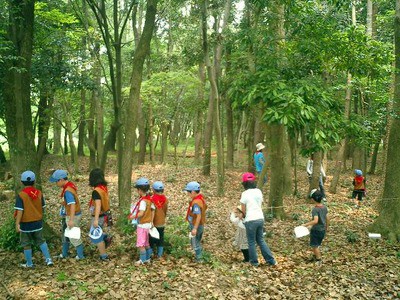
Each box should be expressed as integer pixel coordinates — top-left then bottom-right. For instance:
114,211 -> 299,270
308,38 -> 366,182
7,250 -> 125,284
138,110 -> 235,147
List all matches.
352,190 -> 365,201
136,227 -> 150,247
310,229 -> 325,248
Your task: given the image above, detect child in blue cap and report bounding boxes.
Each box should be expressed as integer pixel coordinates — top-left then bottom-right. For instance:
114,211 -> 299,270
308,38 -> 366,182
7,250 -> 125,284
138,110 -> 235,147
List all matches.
352,169 -> 366,208
14,171 -> 53,267
149,181 -> 168,258
184,181 -> 207,263
50,170 -> 85,260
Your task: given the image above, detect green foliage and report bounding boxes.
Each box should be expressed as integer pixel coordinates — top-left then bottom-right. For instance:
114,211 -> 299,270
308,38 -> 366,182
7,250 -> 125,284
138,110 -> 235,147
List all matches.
345,230 -> 359,243
116,211 -> 135,235
164,215 -> 192,259
0,211 -> 21,252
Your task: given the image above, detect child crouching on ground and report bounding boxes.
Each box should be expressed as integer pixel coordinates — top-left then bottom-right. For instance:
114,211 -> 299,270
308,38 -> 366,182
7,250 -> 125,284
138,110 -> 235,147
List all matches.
303,189 -> 329,262
230,205 -> 249,262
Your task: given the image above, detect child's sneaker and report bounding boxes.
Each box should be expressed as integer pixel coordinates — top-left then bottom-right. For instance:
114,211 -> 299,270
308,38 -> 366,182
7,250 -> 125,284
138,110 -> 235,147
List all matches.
46,258 -> 54,266
57,254 -> 67,259
75,255 -> 85,260
135,259 -> 150,266
100,255 -> 110,262
20,263 -> 34,268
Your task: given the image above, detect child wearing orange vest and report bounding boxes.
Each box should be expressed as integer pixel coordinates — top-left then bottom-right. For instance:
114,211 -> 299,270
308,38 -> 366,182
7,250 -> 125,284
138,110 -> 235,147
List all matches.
50,170 -> 84,259
184,181 -> 207,263
149,181 -> 168,258
88,168 -> 113,261
129,177 -> 155,265
14,171 -> 53,267
352,169 -> 366,208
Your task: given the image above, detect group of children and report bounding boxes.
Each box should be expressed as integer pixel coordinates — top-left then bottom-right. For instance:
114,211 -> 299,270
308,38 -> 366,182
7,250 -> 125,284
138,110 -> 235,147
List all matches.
14,165 -> 366,268
14,168 -> 113,267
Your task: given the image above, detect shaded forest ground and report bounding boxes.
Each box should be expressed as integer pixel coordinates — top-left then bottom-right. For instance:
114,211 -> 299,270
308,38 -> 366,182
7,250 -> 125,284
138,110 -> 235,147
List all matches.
0,154 -> 399,300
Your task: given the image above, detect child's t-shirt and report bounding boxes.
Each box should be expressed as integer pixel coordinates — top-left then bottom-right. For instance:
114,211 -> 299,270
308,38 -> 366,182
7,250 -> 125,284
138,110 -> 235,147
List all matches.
311,205 -> 328,231
240,188 -> 264,222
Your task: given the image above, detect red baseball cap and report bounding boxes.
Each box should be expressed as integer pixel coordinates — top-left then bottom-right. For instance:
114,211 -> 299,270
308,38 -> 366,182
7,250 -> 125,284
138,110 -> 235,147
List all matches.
242,172 -> 256,182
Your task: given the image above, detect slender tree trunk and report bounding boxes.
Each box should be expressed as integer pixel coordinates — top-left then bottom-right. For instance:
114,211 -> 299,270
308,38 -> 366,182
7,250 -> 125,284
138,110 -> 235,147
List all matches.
77,89 -> 86,156
137,99 -> 147,164
37,89 -> 53,165
160,121 -> 168,164
53,117 -> 62,154
194,63 -> 205,165
369,140 -> 380,174
329,73 -> 352,194
119,0 -> 157,209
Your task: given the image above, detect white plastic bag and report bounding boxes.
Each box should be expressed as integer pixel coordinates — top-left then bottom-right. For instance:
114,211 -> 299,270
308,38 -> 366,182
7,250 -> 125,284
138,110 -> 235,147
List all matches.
64,227 -> 81,239
149,227 -> 160,239
294,226 -> 310,238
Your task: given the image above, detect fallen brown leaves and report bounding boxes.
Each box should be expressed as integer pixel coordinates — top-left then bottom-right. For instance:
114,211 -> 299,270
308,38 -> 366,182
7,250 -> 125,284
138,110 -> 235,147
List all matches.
0,155 -> 399,300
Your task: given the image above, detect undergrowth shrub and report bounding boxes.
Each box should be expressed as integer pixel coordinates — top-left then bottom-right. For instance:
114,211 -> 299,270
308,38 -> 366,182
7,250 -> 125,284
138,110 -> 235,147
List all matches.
164,215 -> 192,259
0,210 -> 21,252
345,230 -> 359,243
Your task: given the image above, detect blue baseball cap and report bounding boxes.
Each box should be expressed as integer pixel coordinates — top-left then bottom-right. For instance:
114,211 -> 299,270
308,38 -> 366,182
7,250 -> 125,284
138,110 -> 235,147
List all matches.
184,181 -> 200,192
135,177 -> 149,187
49,170 -> 68,182
355,169 -> 363,176
21,170 -> 35,182
152,181 -> 164,191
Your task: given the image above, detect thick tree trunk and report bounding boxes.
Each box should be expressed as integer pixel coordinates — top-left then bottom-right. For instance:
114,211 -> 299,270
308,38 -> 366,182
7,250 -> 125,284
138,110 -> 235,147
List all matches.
2,0 -> 39,190
370,0 -> 400,241
268,124 -> 286,219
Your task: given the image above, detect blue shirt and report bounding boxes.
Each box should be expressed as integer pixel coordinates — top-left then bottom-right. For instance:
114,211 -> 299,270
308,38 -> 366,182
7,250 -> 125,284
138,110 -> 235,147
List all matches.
254,152 -> 265,173
14,195 -> 45,232
187,204 -> 201,224
64,191 -> 81,216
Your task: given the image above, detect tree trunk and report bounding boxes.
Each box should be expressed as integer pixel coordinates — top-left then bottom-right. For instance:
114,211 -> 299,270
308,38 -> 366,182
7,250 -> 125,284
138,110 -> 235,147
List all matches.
329,73 -> 352,194
194,63 -> 205,165
268,124 -> 286,219
77,89 -> 86,156
368,140 -> 380,174
119,0 -> 157,209
137,98 -> 147,165
2,0 -> 39,190
37,89 -> 53,165
369,0 -> 400,241
309,151 -> 323,193
160,121 -> 169,164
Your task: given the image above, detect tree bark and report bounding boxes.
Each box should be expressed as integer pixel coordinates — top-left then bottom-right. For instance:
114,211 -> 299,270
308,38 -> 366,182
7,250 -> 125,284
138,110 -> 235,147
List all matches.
119,0 -> 157,209
2,0 -> 39,190
370,0 -> 400,241
77,89 -> 86,156
268,124 -> 286,219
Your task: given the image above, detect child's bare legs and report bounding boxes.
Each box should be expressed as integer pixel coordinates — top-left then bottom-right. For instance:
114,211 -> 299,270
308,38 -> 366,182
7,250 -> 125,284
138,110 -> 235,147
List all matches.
97,241 -> 106,256
312,247 -> 321,260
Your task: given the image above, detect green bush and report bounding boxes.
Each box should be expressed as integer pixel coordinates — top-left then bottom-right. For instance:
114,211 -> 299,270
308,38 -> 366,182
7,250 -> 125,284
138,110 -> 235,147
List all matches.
0,212 -> 21,252
164,215 -> 192,259
345,230 -> 359,243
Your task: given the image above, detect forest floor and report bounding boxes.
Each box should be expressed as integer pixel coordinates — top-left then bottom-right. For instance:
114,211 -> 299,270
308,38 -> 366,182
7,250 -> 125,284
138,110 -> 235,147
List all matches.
0,154 -> 399,300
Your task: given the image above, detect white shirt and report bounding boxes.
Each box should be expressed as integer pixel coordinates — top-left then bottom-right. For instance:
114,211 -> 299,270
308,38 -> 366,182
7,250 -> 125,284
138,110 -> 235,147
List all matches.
137,200 -> 155,229
240,188 -> 264,222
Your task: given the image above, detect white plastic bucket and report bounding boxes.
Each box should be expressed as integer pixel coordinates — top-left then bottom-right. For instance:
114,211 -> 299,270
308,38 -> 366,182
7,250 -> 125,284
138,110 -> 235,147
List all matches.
368,233 -> 381,239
